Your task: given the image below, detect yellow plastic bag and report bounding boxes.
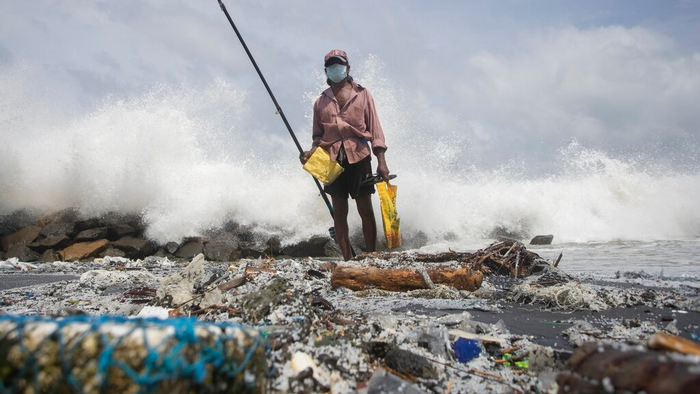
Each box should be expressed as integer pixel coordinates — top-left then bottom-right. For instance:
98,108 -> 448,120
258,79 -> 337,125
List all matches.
302,147 -> 344,186
377,181 -> 402,249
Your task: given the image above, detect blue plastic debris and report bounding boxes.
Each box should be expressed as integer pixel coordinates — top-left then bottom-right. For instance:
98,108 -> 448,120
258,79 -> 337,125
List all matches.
452,338 -> 481,363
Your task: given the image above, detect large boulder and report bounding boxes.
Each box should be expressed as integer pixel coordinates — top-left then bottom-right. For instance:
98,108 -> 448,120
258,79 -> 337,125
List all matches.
39,249 -> 60,263
40,221 -> 77,239
35,208 -> 78,227
175,240 -> 205,259
104,224 -> 135,240
0,210 -> 36,237
204,233 -> 240,262
282,235 -> 332,257
112,237 -> 155,258
100,212 -> 143,238
6,244 -> 39,262
530,234 -> 554,245
29,235 -> 71,252
59,239 -> 110,261
75,227 -> 108,242
99,247 -> 126,258
0,226 -> 42,252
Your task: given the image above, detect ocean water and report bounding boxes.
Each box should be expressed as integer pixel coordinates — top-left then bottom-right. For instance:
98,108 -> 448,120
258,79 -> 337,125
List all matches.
1,58 -> 699,277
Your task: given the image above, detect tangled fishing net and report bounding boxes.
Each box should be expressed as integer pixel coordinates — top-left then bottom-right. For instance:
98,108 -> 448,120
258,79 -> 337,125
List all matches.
509,281 -> 610,311
0,315 -> 266,394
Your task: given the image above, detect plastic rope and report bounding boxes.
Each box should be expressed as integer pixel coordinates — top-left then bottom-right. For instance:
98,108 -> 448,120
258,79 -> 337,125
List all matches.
0,315 -> 265,394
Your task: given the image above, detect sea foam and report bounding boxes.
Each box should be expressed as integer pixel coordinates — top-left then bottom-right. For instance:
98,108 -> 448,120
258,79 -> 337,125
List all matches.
2,59 -> 700,246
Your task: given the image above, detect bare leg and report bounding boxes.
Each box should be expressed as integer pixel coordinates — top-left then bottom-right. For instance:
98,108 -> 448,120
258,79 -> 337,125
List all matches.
331,195 -> 352,260
355,195 -> 377,252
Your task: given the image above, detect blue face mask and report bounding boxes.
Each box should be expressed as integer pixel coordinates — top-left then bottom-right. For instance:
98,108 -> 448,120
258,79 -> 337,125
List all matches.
326,64 -> 347,83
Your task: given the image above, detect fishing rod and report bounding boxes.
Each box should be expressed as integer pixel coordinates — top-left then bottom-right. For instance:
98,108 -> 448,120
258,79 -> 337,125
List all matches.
215,0 -> 355,256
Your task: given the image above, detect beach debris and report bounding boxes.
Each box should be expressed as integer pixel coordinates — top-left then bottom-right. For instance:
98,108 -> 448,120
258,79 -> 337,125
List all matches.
155,253 -> 222,310
530,234 -> 554,245
648,332 -> 700,356
79,269 -> 157,291
557,342 -> 700,394
527,344 -> 569,373
0,314 -> 266,394
136,305 -> 172,319
241,277 -> 289,322
562,320 -> 602,347
384,348 -> 437,379
448,329 -> 508,347
366,368 -> 426,394
291,352 -> 331,389
0,257 -> 38,271
331,266 -> 483,292
417,329 -> 451,360
452,338 -> 481,363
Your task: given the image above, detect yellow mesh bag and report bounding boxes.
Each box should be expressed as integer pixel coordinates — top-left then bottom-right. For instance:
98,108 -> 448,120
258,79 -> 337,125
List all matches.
377,181 -> 402,249
302,147 -> 344,186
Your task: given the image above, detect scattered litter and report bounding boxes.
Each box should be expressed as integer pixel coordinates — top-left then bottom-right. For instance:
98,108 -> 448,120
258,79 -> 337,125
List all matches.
0,258 -> 38,271
452,338 -> 481,363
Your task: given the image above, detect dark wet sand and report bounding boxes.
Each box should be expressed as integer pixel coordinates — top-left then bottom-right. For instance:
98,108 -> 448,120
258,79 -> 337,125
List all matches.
0,274 -> 80,290
397,302 -> 700,351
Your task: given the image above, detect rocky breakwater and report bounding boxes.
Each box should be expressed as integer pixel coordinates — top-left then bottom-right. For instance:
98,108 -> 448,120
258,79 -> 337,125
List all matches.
0,209 -> 340,263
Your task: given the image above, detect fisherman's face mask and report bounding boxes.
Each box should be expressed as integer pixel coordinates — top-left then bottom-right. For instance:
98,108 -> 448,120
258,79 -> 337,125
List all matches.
326,64 -> 348,83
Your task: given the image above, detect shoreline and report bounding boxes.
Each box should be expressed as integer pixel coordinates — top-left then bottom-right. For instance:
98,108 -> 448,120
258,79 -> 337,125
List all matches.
1,251 -> 699,393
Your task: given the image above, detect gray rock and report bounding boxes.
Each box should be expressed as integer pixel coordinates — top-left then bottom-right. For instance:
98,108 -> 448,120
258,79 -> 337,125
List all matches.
238,240 -> 269,258
165,242 -> 179,254
0,210 -> 36,237
112,237 -> 155,257
75,227 -> 108,242
530,234 -> 554,245
282,235 -> 332,257
0,226 -> 42,252
108,224 -> 136,239
100,212 -> 143,231
40,221 -> 77,238
384,348 -> 436,379
204,241 -> 238,262
367,368 -> 426,394
75,218 -> 103,231
29,235 -> 71,252
6,244 -> 39,262
175,241 -> 204,259
99,247 -> 126,258
39,249 -> 60,263
35,208 -> 78,227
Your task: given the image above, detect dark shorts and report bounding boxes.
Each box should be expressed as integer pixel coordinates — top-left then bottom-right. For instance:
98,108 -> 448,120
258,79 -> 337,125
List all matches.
324,155 -> 375,199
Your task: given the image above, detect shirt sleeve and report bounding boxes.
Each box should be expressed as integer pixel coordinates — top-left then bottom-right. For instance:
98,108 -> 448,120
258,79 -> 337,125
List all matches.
312,99 -> 323,147
365,90 -> 387,154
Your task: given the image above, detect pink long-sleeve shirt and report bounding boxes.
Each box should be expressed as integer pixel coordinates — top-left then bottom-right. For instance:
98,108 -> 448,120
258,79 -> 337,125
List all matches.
312,81 -> 387,164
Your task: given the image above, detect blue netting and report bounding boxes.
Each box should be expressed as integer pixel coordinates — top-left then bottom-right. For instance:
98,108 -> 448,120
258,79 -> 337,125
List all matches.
0,315 -> 266,394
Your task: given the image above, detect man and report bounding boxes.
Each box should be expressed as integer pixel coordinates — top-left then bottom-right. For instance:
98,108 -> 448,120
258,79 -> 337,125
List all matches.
300,49 -> 390,260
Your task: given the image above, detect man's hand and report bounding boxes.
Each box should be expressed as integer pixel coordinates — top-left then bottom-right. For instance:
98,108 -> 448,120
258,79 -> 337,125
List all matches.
377,162 -> 390,182
300,146 -> 318,164
375,149 -> 390,181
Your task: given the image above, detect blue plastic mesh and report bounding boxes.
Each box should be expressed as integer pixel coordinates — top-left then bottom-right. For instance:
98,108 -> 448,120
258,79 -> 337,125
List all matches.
0,315 -> 265,394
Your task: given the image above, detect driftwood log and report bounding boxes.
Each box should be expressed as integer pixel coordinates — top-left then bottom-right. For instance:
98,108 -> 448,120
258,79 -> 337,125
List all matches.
356,240 -> 550,278
556,342 -> 700,394
331,266 -> 483,292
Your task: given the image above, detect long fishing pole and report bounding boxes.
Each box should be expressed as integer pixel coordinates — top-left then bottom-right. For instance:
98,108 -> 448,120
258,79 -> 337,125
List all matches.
216,0 -> 355,256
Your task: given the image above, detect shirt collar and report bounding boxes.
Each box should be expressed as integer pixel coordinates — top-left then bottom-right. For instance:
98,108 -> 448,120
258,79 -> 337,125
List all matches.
322,80 -> 363,101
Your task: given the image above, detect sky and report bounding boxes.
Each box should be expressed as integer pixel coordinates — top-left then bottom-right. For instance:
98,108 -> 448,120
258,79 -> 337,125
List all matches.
1,0 -> 700,174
